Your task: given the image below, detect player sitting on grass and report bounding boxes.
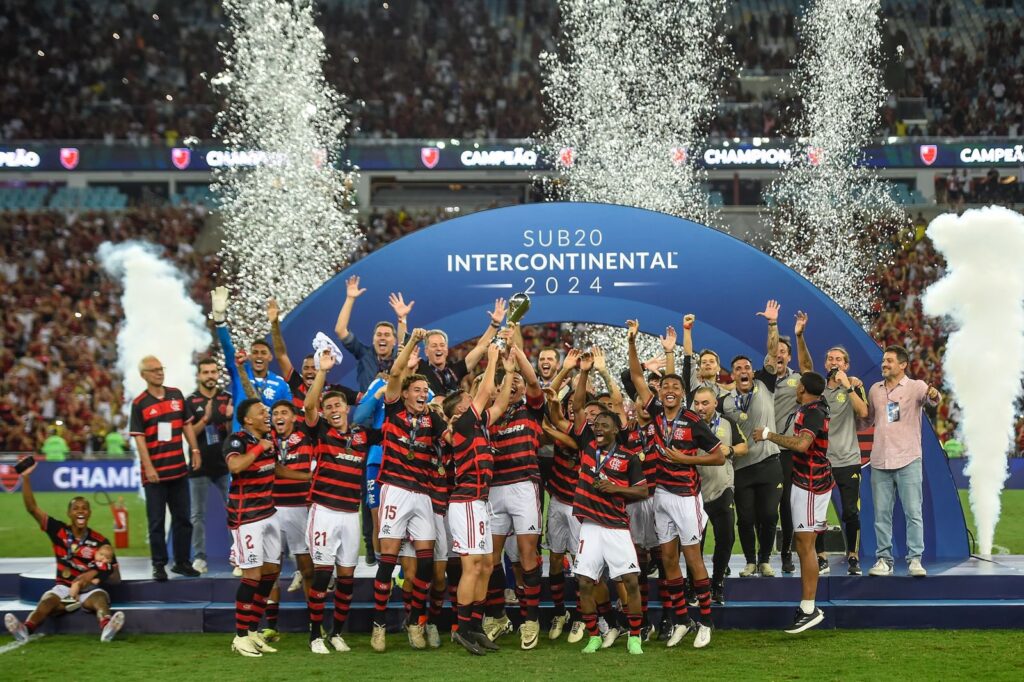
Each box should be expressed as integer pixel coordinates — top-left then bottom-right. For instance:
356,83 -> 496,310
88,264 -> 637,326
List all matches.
5,462 -> 125,643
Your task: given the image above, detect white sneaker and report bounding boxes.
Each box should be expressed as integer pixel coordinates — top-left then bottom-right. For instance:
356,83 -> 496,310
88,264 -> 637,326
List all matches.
232,634 -> 262,657
868,559 -> 894,576
566,620 -> 586,643
100,611 -> 125,642
601,626 -> 621,649
504,588 -> 520,605
739,563 -> 758,577
192,558 -> 208,575
758,563 -> 775,578
5,613 -> 29,642
666,621 -> 694,648
908,559 -> 927,577
693,623 -> 712,648
287,570 -> 304,592
248,630 -> 277,653
329,634 -> 351,652
549,612 -> 569,640
425,623 -> 441,648
310,637 -> 330,654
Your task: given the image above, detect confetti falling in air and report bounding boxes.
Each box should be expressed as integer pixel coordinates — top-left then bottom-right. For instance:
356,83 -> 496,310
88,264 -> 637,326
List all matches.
764,0 -> 905,321
540,0 -> 732,375
213,0 -> 363,345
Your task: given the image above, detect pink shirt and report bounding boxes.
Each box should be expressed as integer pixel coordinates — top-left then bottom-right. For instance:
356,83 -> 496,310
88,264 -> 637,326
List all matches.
861,375 -> 939,470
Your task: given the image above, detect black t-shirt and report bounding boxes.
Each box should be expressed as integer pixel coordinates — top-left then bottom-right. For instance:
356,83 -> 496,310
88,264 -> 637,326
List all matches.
416,358 -> 469,397
185,390 -> 233,478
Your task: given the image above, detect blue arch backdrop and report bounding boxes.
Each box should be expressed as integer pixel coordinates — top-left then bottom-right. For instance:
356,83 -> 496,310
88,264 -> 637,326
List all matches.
279,201 -> 968,561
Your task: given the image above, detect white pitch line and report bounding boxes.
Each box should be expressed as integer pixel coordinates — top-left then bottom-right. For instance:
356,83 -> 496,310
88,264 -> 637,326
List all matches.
0,634 -> 44,655
992,544 -> 1011,555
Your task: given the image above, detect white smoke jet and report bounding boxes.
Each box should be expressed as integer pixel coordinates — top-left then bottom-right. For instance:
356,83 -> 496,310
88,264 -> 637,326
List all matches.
99,241 -> 212,402
922,206 -> 1024,556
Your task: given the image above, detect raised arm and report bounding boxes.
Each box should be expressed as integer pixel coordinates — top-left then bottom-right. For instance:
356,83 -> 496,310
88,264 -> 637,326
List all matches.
757,299 -> 780,367
511,344 -> 543,399
794,311 -> 813,374
303,351 -> 335,425
334,275 -> 366,341
549,348 -> 580,394
472,344 -> 501,416
233,351 -> 259,399
488,354 -> 517,423
267,299 -> 293,379
385,328 -> 427,402
626,319 -> 653,406
544,387 -> 572,435
19,462 -> 46,526
388,292 -> 414,346
464,299 -> 507,370
592,346 -> 626,425
682,314 -> 695,356
572,351 -> 594,419
660,325 -> 677,376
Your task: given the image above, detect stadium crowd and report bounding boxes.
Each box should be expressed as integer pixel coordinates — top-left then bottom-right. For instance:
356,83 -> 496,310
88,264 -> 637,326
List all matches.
1,0 -> 1021,143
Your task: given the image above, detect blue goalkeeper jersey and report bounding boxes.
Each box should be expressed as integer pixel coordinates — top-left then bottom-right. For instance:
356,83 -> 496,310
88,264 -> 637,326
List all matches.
216,323 -> 292,432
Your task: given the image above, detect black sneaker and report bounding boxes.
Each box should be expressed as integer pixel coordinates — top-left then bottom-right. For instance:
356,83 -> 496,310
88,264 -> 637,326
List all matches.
657,616 -> 673,641
847,556 -> 862,576
452,630 -> 486,656
781,553 -> 796,574
784,607 -> 824,634
684,578 -> 698,607
711,581 -> 725,605
170,563 -> 201,578
817,556 -> 830,575
152,564 -> 168,582
469,631 -> 499,652
640,624 -> 654,642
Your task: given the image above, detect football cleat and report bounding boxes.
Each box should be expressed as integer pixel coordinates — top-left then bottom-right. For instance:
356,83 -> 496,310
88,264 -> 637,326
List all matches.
232,635 -> 262,657
627,635 -> 643,655
581,635 -> 602,654
425,623 -> 442,649
407,623 -> 427,649
5,614 -> 28,643
329,634 -> 351,652
693,622 -> 713,648
520,620 -> 540,650
567,620 -> 587,644
100,611 -> 125,642
601,626 -> 621,649
739,563 -> 758,577
248,630 -> 277,653
370,624 -> 387,652
549,612 -> 569,640
287,570 -> 304,592
310,637 -> 331,655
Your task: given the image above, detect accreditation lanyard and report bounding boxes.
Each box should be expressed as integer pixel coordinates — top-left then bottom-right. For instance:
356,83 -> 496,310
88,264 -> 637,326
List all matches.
734,390 -> 753,415
658,410 -> 683,447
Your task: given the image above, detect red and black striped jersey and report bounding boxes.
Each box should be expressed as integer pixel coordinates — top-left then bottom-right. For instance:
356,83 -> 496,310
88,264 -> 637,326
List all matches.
272,421 -> 316,507
129,387 -> 189,483
41,516 -> 116,586
547,433 -> 579,504
571,421 -> 646,529
379,399 -> 446,496
311,423 -> 380,512
223,430 -> 277,529
624,422 -> 660,496
430,464 -> 452,516
644,396 -> 721,497
286,368 -> 309,415
449,405 -> 494,502
791,398 -> 834,494
488,394 -> 545,487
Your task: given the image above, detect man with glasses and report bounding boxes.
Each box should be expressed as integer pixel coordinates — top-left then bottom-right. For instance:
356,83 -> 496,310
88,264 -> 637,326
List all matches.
129,355 -> 202,581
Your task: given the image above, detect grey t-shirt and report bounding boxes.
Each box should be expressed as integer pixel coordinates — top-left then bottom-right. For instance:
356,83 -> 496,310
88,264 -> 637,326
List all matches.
824,384 -> 865,467
697,414 -> 745,502
720,364 -> 779,469
769,356 -> 801,434
683,353 -> 728,405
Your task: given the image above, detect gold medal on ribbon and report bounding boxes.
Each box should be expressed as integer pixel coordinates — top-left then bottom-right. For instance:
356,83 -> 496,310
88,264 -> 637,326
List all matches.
62,568 -> 71,579
740,412 -> 748,421
638,452 -> 646,462
437,466 -> 445,476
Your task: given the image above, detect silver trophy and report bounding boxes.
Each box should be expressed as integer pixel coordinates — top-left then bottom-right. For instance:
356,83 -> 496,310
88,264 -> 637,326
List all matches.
494,292 -> 531,349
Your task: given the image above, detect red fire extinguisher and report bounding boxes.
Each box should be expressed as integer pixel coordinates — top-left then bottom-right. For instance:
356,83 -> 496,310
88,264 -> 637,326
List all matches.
112,496 -> 129,549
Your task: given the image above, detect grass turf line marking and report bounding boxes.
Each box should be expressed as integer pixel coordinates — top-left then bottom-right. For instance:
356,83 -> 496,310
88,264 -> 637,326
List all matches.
0,633 -> 44,655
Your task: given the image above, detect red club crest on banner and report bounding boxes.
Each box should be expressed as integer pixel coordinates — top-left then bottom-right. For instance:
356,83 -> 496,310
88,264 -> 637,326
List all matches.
670,147 -> 687,166
59,147 -> 80,170
557,146 -> 575,168
420,147 -> 440,169
171,148 -> 192,170
919,144 -> 938,166
0,465 -> 21,492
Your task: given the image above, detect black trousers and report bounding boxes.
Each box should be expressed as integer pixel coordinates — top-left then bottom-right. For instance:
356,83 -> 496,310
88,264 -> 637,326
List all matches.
816,464 -> 862,554
701,488 -> 735,583
733,456 -> 782,564
145,476 -> 193,566
779,450 -> 795,556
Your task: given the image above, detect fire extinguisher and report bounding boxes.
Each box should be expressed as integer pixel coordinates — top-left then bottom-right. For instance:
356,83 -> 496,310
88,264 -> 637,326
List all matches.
112,496 -> 129,549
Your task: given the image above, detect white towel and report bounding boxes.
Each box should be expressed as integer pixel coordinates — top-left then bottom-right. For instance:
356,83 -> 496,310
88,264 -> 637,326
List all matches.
312,332 -> 343,370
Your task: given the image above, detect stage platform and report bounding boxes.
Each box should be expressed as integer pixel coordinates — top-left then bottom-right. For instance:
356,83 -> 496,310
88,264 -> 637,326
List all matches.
2,554 -> 1022,635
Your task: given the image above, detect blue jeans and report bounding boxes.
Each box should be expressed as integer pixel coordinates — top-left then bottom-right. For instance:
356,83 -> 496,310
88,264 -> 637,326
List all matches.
871,459 -> 924,562
189,474 -> 230,560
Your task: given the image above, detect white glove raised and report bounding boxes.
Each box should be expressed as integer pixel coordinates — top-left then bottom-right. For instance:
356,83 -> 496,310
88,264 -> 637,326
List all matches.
211,286 -> 229,323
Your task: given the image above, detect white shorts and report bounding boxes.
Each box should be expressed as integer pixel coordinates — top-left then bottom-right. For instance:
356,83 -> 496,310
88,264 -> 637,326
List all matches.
378,484 -> 436,542
628,496 -> 660,549
574,520 -> 640,581
489,481 -> 542,536
400,514 -> 453,562
654,488 -> 707,547
230,514 -> 282,570
546,496 -> 581,556
791,486 -> 830,533
276,505 -> 310,556
43,584 -> 109,608
449,500 -> 494,555
306,503 -> 361,568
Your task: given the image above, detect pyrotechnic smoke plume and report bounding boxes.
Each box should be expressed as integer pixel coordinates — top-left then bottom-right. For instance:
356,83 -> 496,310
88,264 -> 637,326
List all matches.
765,0 -> 904,320
214,0 -> 363,345
922,207 -> 1024,555
99,242 -> 211,402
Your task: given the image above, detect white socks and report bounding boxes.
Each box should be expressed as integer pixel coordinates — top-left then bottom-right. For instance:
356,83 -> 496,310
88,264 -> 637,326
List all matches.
800,600 -> 815,615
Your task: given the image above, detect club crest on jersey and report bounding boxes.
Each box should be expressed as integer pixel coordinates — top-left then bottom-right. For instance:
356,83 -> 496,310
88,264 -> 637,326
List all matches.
837,392 -> 847,403
673,427 -> 692,442
352,431 -> 366,445
170,400 -> 181,411
229,438 -> 242,448
607,456 -> 626,472
787,378 -> 797,387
